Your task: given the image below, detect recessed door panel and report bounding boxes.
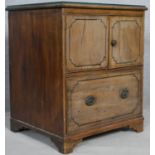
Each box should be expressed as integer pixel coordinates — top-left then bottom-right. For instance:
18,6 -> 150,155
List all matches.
65,15 -> 108,72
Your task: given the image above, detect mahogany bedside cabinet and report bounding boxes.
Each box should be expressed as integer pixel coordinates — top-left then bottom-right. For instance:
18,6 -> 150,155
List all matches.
6,2 -> 147,154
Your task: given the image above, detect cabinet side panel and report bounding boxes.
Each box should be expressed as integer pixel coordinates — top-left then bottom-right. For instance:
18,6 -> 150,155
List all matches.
9,9 -> 64,136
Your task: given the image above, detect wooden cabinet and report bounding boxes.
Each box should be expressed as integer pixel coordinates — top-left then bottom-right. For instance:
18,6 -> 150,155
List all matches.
7,2 -> 147,154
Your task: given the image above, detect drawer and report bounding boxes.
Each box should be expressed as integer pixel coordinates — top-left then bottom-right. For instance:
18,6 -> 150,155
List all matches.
65,15 -> 108,72
67,71 -> 142,133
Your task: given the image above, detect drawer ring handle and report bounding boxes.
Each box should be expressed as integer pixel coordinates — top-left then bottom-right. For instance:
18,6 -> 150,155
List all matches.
85,96 -> 96,106
120,88 -> 129,99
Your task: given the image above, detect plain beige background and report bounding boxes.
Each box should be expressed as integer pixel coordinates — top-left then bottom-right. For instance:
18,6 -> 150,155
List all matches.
5,1 -> 150,155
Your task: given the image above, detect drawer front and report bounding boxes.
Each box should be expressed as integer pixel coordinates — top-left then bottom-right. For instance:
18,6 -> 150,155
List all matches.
65,15 -> 108,72
67,71 -> 142,133
109,17 -> 144,68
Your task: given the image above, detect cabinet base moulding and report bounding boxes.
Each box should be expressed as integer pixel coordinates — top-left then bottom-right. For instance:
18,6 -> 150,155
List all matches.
10,117 -> 144,154
10,118 -> 29,132
129,120 -> 144,132
50,137 -> 82,154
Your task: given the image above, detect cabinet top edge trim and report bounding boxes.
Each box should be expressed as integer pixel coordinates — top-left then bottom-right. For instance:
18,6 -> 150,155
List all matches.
6,1 -> 147,11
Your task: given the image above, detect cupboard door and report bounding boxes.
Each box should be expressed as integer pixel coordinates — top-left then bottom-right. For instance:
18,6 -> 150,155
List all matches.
109,17 -> 143,68
65,15 -> 108,72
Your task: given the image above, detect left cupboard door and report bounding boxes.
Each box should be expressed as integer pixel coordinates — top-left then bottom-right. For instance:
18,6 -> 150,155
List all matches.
65,15 -> 108,72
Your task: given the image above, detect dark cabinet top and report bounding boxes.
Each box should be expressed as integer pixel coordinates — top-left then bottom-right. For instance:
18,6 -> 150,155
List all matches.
6,1 -> 147,11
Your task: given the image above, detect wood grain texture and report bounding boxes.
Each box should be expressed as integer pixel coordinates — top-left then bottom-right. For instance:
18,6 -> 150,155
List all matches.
66,117 -> 144,140
65,15 -> 108,72
67,69 -> 142,133
109,16 -> 144,68
63,8 -> 144,17
51,137 -> 82,154
9,9 -> 65,136
129,119 -> 144,132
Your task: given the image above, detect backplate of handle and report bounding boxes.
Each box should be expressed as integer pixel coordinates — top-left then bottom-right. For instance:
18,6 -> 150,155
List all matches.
120,88 -> 129,99
85,96 -> 96,106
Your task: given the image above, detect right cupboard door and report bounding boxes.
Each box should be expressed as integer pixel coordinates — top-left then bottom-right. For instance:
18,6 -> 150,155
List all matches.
109,17 -> 144,68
